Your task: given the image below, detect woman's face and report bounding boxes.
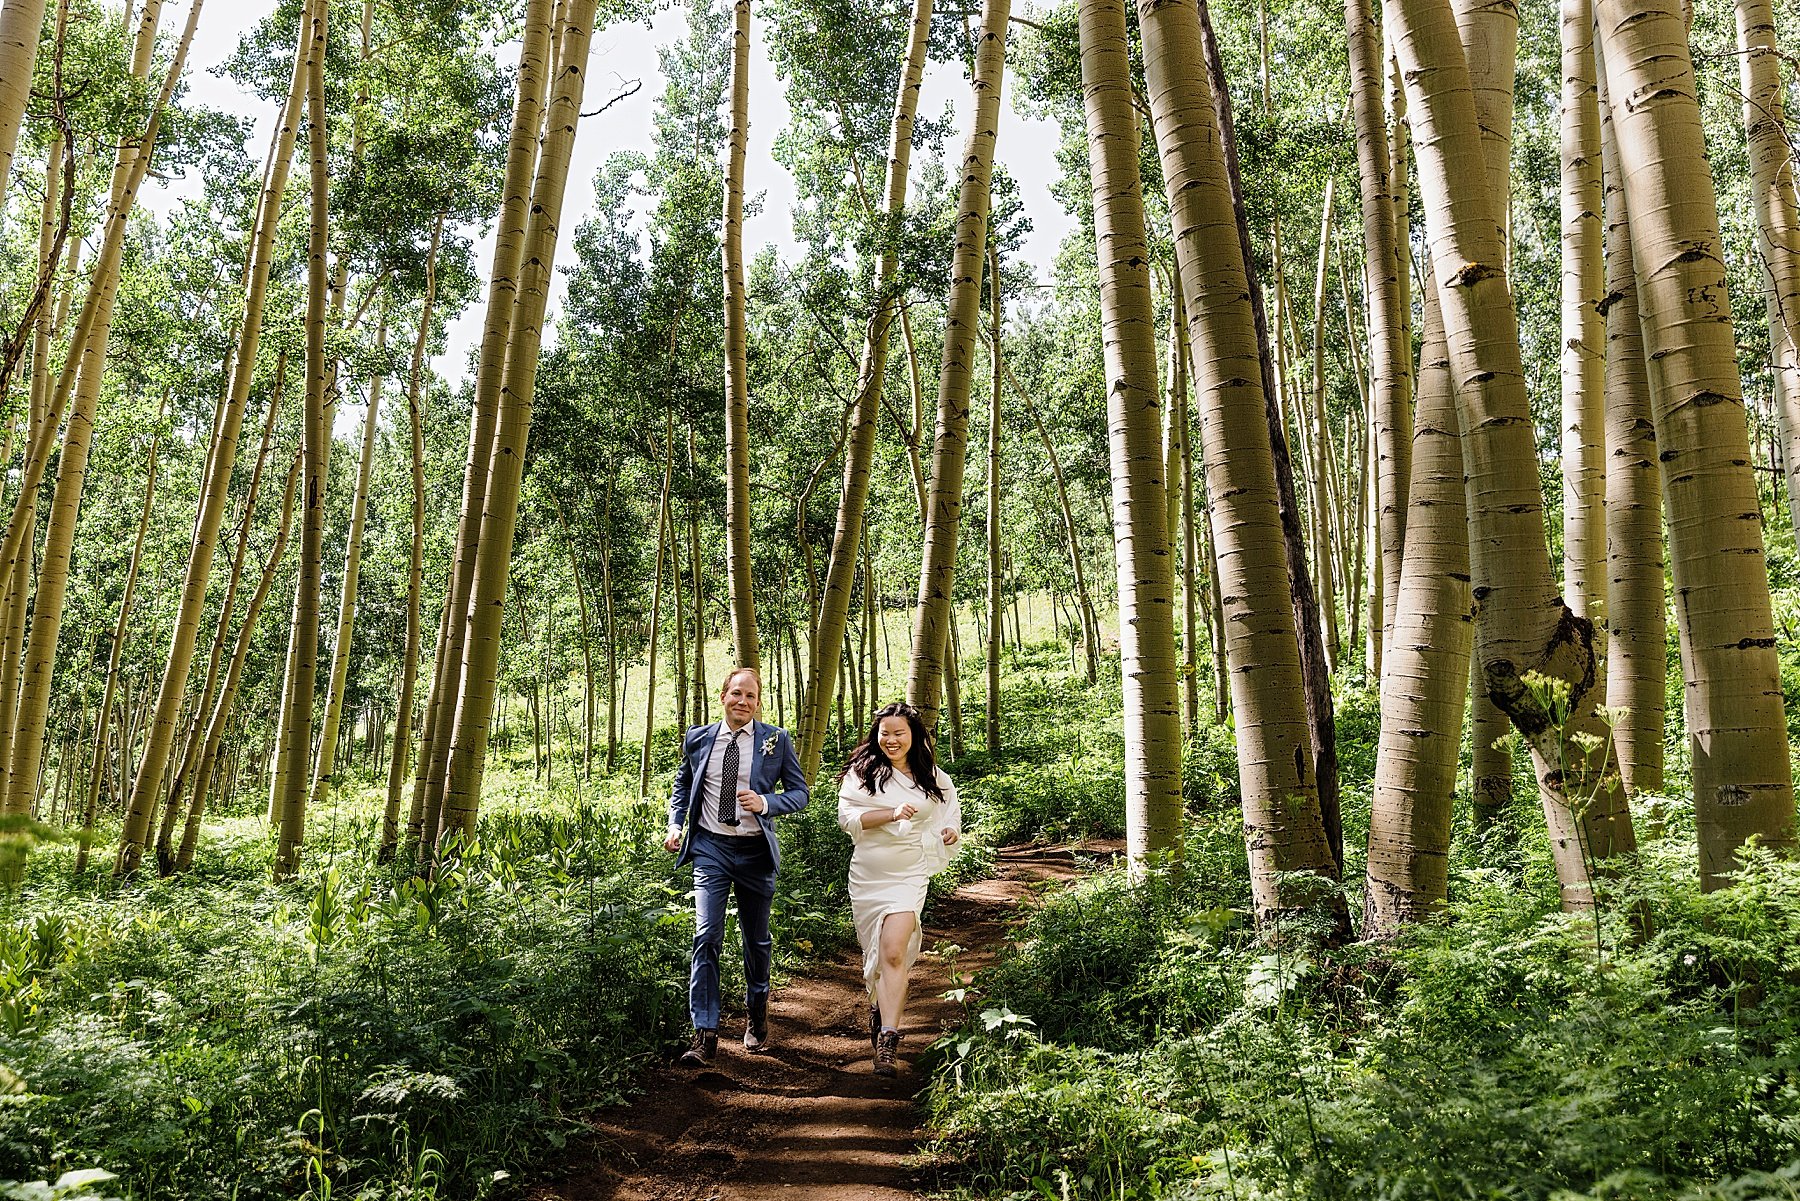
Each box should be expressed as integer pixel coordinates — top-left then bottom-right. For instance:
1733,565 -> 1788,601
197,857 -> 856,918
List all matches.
877,715 -> 912,766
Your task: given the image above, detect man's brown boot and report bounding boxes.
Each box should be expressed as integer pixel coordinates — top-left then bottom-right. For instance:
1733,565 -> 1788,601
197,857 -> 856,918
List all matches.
745,996 -> 770,1054
678,1028 -> 717,1068
873,1028 -> 900,1077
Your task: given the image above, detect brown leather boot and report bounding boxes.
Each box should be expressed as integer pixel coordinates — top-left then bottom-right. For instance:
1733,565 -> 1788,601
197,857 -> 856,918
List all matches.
873,1028 -> 900,1077
678,1028 -> 717,1068
744,996 -> 770,1054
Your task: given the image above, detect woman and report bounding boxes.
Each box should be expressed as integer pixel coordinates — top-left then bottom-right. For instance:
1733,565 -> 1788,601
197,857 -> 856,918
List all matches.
836,701 -> 962,1077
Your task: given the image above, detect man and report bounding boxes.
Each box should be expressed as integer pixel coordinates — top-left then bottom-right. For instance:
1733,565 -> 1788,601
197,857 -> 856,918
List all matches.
664,667 -> 809,1066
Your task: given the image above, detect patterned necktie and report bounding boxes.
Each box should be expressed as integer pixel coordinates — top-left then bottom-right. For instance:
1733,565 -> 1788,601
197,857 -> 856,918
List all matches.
718,733 -> 741,827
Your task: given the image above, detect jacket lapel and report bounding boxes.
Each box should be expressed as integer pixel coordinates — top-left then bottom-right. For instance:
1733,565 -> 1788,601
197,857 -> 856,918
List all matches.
688,723 -> 722,817
747,720 -> 766,791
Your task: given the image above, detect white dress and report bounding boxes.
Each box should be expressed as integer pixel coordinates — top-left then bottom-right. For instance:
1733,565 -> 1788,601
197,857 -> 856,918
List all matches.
836,766 -> 962,998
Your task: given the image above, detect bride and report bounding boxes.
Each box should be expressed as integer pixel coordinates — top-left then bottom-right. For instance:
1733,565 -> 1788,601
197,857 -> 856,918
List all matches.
836,701 -> 962,1077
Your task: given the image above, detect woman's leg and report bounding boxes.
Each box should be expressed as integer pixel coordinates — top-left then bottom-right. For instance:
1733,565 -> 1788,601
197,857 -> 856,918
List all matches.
874,910 -> 918,1029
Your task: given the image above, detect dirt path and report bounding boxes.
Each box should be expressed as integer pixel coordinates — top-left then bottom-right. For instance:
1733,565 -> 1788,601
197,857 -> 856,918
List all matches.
530,843 -> 1115,1201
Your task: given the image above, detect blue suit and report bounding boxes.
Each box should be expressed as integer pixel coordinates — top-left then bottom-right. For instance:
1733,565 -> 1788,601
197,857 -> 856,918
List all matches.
668,720 -> 810,1030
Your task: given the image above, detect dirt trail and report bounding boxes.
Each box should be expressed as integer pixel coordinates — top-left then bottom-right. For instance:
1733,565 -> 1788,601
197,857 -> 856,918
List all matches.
531,842 -> 1115,1201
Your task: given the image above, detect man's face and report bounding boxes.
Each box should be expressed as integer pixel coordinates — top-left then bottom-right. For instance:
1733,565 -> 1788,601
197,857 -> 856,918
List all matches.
721,673 -> 761,728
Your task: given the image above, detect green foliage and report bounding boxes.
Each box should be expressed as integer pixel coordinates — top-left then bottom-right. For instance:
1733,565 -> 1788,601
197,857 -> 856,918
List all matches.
0,797 -> 696,1199
927,827 -> 1800,1201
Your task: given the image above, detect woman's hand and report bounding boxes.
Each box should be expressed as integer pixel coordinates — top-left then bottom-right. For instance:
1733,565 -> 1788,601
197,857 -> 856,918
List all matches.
891,801 -> 918,823
941,828 -> 960,847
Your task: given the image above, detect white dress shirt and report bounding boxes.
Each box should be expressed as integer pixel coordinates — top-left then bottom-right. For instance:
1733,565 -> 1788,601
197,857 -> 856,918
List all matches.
695,721 -> 761,838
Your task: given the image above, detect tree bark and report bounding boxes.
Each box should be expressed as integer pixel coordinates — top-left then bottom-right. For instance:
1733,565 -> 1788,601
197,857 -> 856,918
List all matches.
438,0 -> 599,844
1560,0 -> 1607,637
1141,0 -> 1342,910
1389,0 -> 1634,909
1737,0 -> 1800,539
1595,0 -> 1793,885
905,0 -> 1010,730
721,0 -> 759,669
272,0 -> 330,881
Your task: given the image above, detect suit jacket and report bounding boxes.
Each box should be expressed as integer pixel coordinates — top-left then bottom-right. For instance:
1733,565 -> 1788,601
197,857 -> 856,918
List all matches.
668,720 -> 810,871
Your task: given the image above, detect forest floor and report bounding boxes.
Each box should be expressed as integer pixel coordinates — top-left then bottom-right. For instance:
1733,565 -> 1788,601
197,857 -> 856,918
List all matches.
528,841 -> 1117,1201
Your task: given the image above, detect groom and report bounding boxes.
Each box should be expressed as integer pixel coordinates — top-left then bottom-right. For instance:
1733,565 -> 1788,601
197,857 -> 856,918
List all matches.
664,667 -> 809,1066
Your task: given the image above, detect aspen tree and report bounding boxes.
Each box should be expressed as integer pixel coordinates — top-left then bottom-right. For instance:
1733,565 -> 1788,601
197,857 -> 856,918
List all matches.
1079,0 -> 1183,866
0,0 -> 47,214
311,313 -> 388,807
1140,0 -> 1338,910
906,0 -> 1009,730
272,0 -> 331,881
1560,0 -> 1606,634
797,0 -> 933,778
382,218 -> 442,858
73,420 -> 161,876
1364,290 -> 1473,934
410,0 -> 555,841
1387,0 -> 1634,907
1170,280 -> 1203,728
721,0 -> 759,668
439,0 -> 600,842
985,241 -> 1003,756
1196,0 -> 1343,871
1596,35 -> 1664,800
8,0 -> 198,822
177,452 -> 302,874
1346,0 -> 1410,651
1737,0 -> 1800,536
1306,177 -> 1340,672
115,0 -> 304,873
1594,0 -> 1793,884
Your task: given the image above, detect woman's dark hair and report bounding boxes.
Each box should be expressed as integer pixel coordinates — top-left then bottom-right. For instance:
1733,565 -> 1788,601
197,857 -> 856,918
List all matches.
841,702 -> 944,802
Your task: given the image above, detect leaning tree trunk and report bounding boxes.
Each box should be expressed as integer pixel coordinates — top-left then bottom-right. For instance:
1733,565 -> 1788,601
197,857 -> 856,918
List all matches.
721,0 -> 759,669
796,0 -> 933,778
439,0 -> 601,846
311,313 -> 387,806
1082,0 -> 1183,867
1596,26 -> 1664,802
1140,0 -> 1338,918
0,0 -> 48,215
1198,0 -> 1343,874
272,0 -> 331,881
1363,288 -> 1474,935
176,452 -> 303,874
1737,0 -> 1800,538
380,215 -> 442,858
1389,0 -> 1634,910
1560,0 -> 1606,637
116,0 -> 303,874
410,0 -> 556,846
905,0 -> 1009,731
1595,0 -> 1793,886
985,242 -> 1004,756
10,0 -> 197,823
73,420 -> 161,876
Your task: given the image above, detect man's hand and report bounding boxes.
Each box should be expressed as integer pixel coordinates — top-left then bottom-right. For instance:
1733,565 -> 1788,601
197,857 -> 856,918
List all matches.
941,828 -> 960,846
738,788 -> 767,815
663,831 -> 683,853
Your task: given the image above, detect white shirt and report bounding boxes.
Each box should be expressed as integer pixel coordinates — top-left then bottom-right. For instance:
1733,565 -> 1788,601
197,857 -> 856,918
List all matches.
695,721 -> 761,838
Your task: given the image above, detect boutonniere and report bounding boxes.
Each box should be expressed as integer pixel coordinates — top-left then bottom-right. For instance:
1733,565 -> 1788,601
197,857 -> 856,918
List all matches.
761,733 -> 779,758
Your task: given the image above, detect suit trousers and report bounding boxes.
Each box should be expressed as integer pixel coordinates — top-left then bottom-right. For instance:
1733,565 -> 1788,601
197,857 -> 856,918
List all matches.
688,826 -> 776,1031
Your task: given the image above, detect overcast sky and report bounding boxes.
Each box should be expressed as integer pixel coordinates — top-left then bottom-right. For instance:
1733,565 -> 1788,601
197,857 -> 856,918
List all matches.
139,4 -> 1074,391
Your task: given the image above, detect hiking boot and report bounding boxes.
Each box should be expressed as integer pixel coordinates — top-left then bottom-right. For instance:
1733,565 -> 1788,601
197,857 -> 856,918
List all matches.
745,997 -> 770,1054
873,1028 -> 900,1077
678,1028 -> 717,1068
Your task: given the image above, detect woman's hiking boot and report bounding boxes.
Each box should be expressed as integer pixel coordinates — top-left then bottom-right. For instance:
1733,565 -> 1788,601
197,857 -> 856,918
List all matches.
873,1028 -> 900,1077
